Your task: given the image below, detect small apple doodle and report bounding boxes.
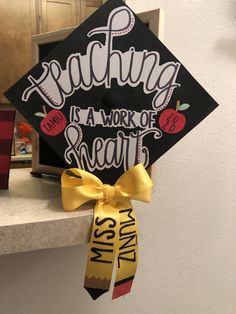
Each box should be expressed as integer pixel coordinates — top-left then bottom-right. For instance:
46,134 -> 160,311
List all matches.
34,106 -> 67,136
159,100 -> 190,134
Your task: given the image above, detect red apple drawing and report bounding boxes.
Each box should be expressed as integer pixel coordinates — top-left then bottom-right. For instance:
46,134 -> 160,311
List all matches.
35,106 -> 66,136
159,101 -> 190,134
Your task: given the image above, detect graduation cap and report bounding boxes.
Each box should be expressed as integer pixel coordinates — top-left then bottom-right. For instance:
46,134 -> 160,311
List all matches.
5,0 -> 218,184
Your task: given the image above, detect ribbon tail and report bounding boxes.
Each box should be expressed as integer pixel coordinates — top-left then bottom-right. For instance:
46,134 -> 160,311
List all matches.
84,201 -> 119,300
112,201 -> 138,300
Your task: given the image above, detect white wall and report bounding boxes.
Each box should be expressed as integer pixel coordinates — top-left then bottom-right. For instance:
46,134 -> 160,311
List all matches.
1,0 -> 236,313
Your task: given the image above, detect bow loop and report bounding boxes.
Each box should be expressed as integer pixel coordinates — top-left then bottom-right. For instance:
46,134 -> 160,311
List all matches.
115,163 -> 153,202
61,168 -> 103,211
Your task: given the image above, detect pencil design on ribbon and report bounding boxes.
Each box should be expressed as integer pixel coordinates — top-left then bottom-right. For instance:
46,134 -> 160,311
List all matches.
112,206 -> 138,299
84,202 -> 118,300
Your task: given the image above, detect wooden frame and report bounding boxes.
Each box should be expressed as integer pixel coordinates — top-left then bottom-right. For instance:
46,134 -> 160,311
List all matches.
31,9 -> 165,178
138,9 -> 164,41
81,0 -> 103,22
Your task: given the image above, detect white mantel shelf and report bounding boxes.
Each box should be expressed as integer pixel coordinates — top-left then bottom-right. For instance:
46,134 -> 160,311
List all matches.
0,169 -> 93,256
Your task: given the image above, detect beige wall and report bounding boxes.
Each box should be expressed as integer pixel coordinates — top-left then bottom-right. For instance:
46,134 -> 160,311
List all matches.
0,0 -> 236,313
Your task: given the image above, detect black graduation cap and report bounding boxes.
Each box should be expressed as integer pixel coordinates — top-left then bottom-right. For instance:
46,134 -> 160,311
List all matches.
5,0 -> 218,184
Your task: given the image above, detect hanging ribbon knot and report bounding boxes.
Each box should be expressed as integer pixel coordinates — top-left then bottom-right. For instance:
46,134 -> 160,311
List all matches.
101,184 -> 117,204
61,163 -> 153,300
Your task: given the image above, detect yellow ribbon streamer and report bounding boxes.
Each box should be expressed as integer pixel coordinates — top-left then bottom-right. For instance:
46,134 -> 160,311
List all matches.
61,163 -> 153,300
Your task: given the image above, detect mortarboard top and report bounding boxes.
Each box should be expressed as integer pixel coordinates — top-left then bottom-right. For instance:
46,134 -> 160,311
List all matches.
5,0 -> 218,184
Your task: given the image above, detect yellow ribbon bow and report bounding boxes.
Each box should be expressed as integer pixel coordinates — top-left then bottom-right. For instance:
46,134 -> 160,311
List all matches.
61,163 -> 153,300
